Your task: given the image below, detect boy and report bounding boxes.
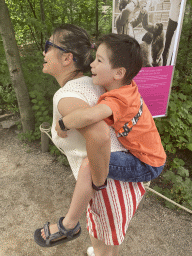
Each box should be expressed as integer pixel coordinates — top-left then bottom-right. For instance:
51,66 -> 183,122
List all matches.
57,33 -> 166,183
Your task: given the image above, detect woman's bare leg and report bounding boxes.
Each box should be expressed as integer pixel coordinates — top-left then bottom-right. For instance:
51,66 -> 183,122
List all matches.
89,234 -> 120,256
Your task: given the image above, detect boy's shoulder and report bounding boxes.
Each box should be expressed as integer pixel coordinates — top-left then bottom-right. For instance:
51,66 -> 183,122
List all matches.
98,81 -> 140,108
100,80 -> 138,98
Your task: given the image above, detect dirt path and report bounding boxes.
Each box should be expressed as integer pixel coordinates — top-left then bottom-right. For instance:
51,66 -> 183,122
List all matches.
0,127 -> 192,256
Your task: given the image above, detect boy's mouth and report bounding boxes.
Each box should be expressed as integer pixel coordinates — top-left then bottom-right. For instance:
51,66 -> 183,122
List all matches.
91,72 -> 97,77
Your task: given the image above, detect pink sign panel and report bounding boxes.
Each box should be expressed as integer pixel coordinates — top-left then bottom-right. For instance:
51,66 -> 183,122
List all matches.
112,0 -> 187,118
134,65 -> 173,117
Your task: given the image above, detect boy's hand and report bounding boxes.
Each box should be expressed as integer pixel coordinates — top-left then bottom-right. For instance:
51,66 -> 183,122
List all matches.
55,118 -> 68,138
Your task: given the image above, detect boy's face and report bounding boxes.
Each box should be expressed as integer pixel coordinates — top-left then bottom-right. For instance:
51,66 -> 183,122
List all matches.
90,43 -> 117,89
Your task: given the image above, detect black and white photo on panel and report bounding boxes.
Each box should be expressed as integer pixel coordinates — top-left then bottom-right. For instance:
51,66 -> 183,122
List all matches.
113,0 -> 182,67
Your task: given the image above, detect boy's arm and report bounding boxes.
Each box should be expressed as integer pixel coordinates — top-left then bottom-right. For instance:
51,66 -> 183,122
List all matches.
61,104 -> 113,129
58,98 -> 111,186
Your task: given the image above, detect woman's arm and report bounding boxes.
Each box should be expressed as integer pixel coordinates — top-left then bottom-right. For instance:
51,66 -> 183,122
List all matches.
61,103 -> 112,129
57,97 -> 111,186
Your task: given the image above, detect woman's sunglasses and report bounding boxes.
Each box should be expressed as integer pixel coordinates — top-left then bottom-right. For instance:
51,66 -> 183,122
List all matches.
45,41 -> 77,62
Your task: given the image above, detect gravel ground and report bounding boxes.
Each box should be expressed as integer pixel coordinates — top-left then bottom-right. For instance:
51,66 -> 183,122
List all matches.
0,126 -> 192,256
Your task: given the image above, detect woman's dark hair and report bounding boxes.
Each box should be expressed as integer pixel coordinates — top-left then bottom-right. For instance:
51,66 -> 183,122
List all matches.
97,33 -> 143,84
53,24 -> 93,73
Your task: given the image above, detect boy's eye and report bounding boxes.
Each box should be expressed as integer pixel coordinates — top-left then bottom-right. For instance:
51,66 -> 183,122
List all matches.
98,59 -> 101,62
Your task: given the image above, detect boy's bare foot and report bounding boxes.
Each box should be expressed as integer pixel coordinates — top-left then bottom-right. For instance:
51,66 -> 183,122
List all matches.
41,219 -> 78,241
34,217 -> 81,247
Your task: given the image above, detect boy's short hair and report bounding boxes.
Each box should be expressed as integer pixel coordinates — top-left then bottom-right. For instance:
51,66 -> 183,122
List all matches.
98,33 -> 143,84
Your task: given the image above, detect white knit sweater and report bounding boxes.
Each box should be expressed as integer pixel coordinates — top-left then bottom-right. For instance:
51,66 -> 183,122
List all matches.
51,76 -> 126,180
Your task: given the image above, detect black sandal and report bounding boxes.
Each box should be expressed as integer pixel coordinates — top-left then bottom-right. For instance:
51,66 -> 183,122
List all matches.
34,217 -> 81,247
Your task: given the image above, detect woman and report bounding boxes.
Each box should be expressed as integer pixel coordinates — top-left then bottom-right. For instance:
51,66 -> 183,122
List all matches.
34,24 -> 145,256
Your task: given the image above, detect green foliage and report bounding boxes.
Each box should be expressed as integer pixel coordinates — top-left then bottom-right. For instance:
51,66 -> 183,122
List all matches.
155,82 -> 192,154
176,4 -> 192,78
49,144 -> 69,165
0,83 -> 18,113
29,89 -> 53,140
153,162 -> 192,211
155,4 -> 192,155
49,144 -> 61,156
152,5 -> 192,211
6,0 -> 113,49
17,82 -> 55,142
98,3 -> 112,35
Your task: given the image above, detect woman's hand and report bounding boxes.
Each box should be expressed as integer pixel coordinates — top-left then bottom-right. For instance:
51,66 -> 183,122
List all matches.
55,118 -> 68,138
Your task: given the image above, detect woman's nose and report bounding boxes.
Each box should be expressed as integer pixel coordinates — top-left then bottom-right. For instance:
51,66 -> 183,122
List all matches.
90,60 -> 95,67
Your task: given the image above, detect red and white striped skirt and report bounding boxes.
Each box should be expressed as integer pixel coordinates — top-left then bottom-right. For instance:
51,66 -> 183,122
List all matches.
86,179 -> 145,245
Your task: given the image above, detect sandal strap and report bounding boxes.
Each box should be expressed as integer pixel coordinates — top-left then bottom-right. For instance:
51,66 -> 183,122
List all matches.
44,222 -> 50,240
57,217 -> 81,239
43,217 -> 81,245
43,221 -> 66,246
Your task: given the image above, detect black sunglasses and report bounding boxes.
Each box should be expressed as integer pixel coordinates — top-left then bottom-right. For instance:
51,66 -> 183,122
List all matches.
45,41 -> 77,62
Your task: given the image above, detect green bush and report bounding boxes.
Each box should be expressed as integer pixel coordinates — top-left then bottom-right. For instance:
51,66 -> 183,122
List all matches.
17,44 -> 59,141
155,81 -> 192,154
0,83 -> 18,113
153,158 -> 192,210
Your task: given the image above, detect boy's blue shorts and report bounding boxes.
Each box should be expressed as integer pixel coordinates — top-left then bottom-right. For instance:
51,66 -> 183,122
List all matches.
108,151 -> 165,182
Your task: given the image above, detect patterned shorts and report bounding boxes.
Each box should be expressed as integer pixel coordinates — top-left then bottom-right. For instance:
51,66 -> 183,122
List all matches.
86,179 -> 145,245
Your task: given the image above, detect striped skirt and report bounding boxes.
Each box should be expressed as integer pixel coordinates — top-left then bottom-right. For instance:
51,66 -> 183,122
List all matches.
86,179 -> 145,245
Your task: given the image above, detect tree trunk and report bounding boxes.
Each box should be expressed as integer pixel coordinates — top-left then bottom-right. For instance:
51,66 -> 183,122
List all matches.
0,0 -> 35,132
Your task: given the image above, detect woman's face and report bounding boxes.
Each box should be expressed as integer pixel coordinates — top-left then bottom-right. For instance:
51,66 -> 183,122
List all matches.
42,35 -> 64,77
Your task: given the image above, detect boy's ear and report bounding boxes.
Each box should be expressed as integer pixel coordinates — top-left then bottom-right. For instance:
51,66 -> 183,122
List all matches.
114,67 -> 126,81
62,53 -> 74,66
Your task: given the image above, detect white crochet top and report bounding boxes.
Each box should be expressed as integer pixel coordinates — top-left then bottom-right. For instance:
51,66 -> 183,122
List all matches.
51,76 -> 127,180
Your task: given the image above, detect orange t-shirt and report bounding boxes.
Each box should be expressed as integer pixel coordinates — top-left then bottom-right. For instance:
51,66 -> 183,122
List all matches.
97,80 -> 166,167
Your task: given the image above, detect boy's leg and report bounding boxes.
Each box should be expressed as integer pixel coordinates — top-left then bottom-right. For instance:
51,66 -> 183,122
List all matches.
89,235 -> 120,256
41,157 -> 94,239
108,151 -> 155,182
41,122 -> 111,240
62,157 -> 94,228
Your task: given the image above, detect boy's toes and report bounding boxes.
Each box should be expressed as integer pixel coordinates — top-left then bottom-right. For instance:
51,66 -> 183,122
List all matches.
41,228 -> 46,240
